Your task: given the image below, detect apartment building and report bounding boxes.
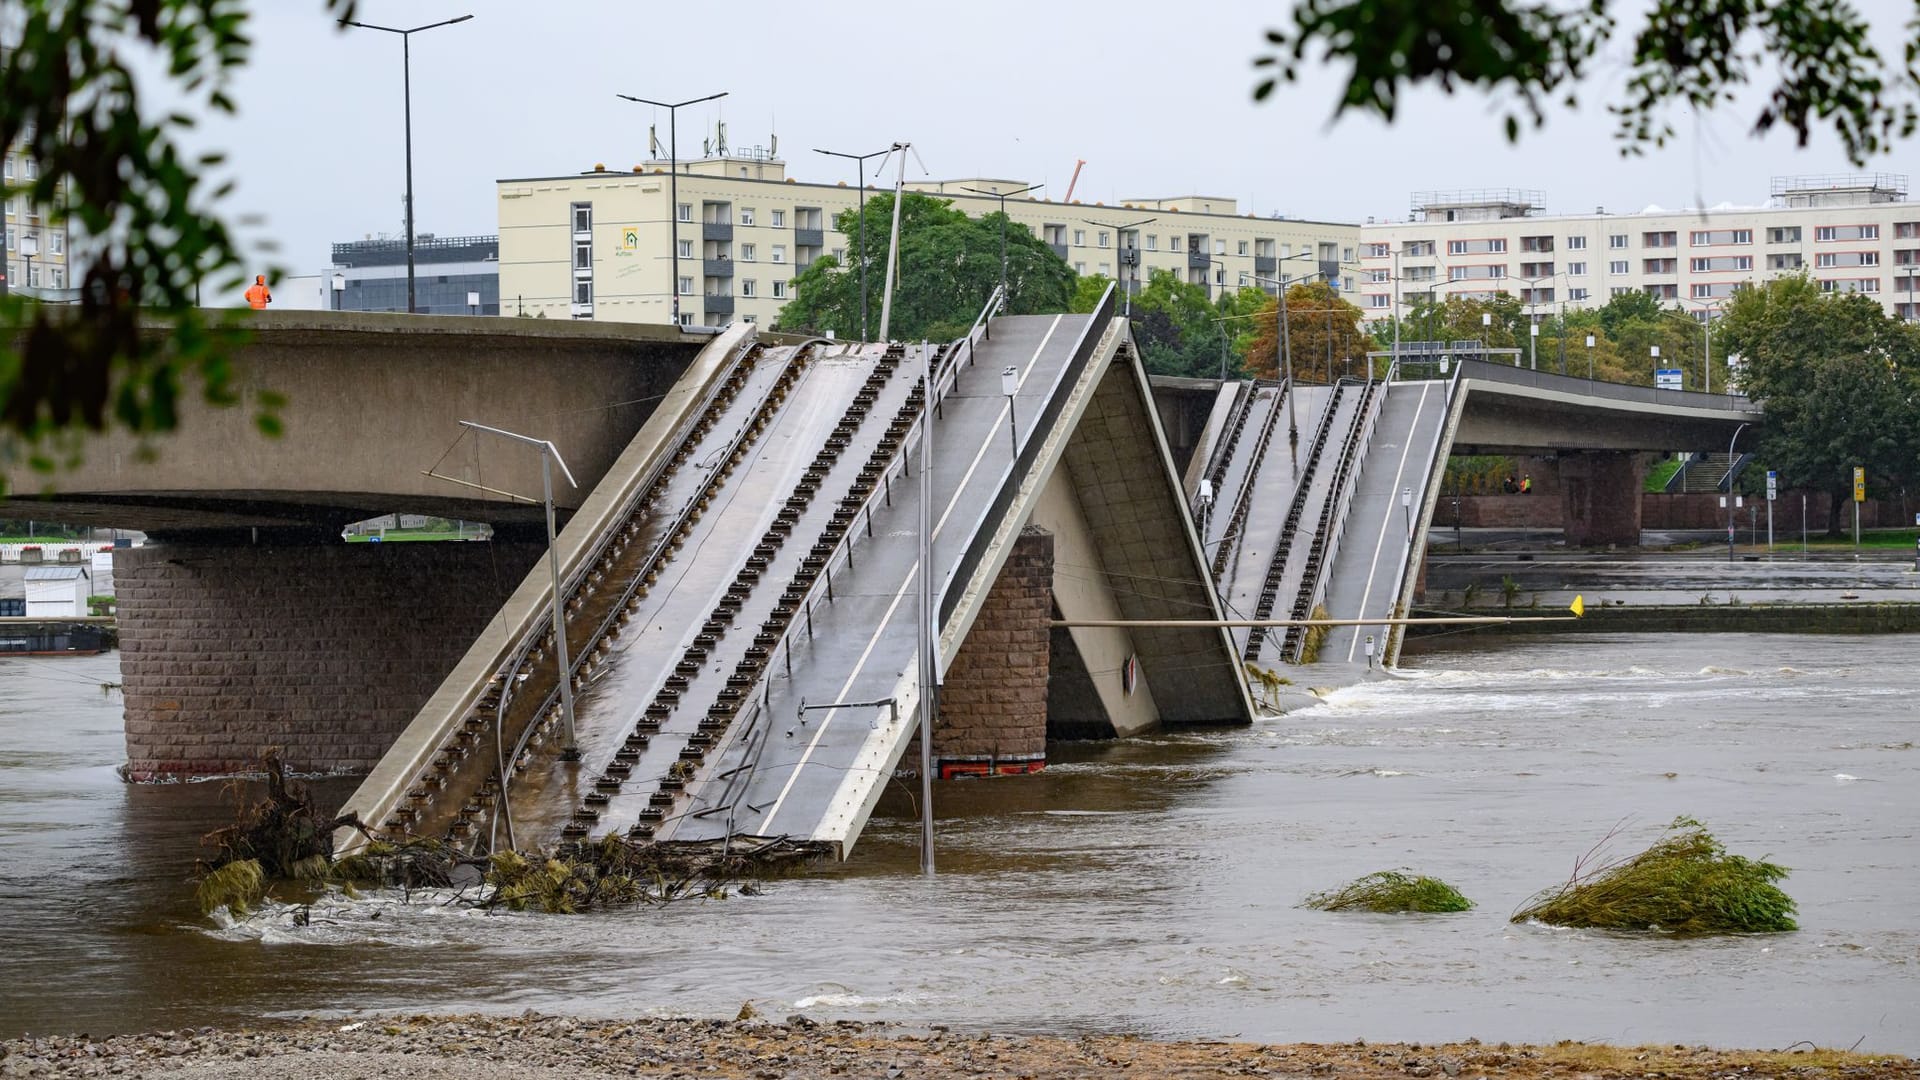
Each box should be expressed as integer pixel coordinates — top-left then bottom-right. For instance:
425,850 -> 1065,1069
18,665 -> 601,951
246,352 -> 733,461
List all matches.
1,43 -> 72,297
1357,175 -> 1920,321
496,147 -> 1358,327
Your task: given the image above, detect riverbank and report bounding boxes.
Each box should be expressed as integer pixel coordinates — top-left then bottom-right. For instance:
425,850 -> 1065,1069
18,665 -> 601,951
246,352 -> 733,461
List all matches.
1,1015 -> 1910,1080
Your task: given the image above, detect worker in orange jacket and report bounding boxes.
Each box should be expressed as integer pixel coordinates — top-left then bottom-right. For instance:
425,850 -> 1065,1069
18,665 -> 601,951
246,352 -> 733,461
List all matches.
245,274 -> 272,310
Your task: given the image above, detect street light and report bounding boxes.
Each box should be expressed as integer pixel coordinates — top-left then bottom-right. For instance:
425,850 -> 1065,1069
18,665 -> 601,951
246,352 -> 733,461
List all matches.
1727,421 -> 1750,563
1246,250 -> 1320,456
340,13 -> 474,315
457,420 -> 582,761
1676,300 -> 1721,393
19,232 -> 36,289
1000,364 -> 1021,454
816,146 -> 892,341
962,182 -> 1046,310
618,89 -> 730,327
331,271 -> 346,311
1584,333 -> 1596,380
1093,215 -> 1156,317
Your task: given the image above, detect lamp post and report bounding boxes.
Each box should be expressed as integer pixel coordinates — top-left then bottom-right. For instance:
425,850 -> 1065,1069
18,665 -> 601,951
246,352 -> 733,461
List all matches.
331,272 -> 346,311
1247,250 -> 1320,454
340,13 -> 474,316
618,90 -> 729,327
457,420 -> 582,761
1584,333 -> 1596,380
1480,311 -> 1491,363
19,233 -> 35,289
816,146 -> 891,340
1093,215 -> 1156,317
1726,421 -> 1750,563
1676,300 -> 1720,393
961,182 -> 1045,309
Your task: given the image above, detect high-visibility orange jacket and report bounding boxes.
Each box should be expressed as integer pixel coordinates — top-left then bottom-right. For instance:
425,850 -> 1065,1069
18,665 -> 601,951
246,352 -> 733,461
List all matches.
245,277 -> 271,309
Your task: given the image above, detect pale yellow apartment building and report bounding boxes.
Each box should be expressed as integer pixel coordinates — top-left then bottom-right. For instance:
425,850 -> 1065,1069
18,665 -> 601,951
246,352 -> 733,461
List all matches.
1357,175 -> 1920,324
496,148 -> 1359,328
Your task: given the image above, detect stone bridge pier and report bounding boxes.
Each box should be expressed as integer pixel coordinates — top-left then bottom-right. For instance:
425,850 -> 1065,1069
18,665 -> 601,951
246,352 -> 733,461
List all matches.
1558,451 -> 1648,547
116,538 -> 545,779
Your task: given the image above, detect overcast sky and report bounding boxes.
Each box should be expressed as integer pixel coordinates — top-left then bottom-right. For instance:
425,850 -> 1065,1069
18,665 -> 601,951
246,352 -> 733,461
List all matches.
190,0 -> 1920,278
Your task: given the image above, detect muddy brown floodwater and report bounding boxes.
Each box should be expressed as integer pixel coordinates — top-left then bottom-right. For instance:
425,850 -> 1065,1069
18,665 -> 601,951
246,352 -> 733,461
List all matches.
0,633 -> 1915,1052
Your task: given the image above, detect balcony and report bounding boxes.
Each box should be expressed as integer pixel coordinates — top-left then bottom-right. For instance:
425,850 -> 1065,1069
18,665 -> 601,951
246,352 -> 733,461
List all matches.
794,227 -> 824,248
702,293 -> 734,315
1049,242 -> 1069,260
703,258 -> 734,278
1188,251 -> 1210,269
1254,255 -> 1277,273
702,222 -> 733,242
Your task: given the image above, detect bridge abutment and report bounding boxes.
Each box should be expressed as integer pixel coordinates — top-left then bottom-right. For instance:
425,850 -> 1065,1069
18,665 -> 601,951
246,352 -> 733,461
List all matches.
117,539 -> 542,780
1559,451 -> 1647,547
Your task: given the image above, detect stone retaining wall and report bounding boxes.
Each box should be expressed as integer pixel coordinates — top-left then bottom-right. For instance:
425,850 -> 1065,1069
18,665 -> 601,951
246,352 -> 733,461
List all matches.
118,540 -> 542,779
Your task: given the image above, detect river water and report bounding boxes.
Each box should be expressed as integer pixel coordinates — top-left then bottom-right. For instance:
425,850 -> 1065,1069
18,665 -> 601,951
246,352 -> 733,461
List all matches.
1,634 -> 1914,1050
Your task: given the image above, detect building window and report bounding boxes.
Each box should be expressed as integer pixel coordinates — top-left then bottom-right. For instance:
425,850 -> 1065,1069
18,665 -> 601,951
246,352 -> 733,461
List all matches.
1365,242 -> 1389,258
741,243 -> 756,261
1073,229 -> 1085,246
1642,231 -> 1677,248
1566,235 -> 1587,250
23,159 -> 36,180
1170,236 -> 1183,253
771,244 -> 785,264
1074,262 -> 1086,274
1609,234 -> 1628,249
1365,294 -> 1390,308
571,202 -> 591,233
1567,261 -> 1587,276
1145,235 -> 1158,251
574,280 -> 592,305
49,268 -> 62,288
1608,260 -> 1629,275
740,208 -> 755,226
772,280 -> 786,298
678,276 -> 693,295
741,279 -> 755,297
1214,267 -> 1225,284
771,209 -> 786,227
48,233 -> 61,255
676,203 -> 693,223
677,239 -> 693,258
1768,226 -> 1802,243
1099,262 -> 1110,275
1367,269 -> 1389,283
1342,246 -> 1354,262
574,240 -> 592,270
831,247 -> 845,261
1236,240 -> 1248,256
1569,287 -> 1589,301
1214,239 -> 1226,255
1611,286 -> 1632,296
1099,232 -> 1111,248
1817,224 -> 1878,241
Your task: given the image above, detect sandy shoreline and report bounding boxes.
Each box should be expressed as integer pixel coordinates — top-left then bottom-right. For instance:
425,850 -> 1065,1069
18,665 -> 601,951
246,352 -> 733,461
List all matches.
1,1014 -> 1910,1079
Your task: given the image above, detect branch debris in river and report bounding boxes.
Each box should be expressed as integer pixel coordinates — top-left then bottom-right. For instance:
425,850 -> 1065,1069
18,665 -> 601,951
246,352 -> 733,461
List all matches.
1513,816 -> 1798,934
1304,871 -> 1474,913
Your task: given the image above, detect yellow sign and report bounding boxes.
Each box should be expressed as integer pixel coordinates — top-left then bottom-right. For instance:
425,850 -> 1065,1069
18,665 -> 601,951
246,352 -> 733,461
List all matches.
1854,466 -> 1866,503
621,227 -> 640,251
1569,595 -> 1585,618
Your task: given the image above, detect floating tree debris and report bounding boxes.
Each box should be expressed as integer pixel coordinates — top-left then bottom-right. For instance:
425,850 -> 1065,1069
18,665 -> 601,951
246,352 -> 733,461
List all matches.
1513,817 -> 1797,934
1304,870 -> 1474,913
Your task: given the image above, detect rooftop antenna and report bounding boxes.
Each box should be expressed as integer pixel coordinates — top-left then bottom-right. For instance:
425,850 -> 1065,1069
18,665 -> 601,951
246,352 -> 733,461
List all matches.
716,119 -> 728,156
649,124 -> 661,159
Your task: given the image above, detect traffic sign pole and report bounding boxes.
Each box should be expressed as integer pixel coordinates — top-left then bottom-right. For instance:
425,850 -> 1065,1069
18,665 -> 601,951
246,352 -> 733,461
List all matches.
1766,470 -> 1776,555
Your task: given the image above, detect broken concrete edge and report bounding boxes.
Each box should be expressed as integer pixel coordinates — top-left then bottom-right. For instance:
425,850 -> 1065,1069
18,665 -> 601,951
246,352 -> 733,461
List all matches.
331,322 -> 756,858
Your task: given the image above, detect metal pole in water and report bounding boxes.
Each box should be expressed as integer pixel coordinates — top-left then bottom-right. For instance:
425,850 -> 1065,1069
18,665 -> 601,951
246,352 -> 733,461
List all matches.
916,340 -> 936,877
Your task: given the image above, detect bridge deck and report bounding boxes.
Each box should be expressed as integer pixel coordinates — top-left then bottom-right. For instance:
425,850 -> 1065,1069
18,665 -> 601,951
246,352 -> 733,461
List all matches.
669,314 -> 1095,851
1316,379 -> 1451,667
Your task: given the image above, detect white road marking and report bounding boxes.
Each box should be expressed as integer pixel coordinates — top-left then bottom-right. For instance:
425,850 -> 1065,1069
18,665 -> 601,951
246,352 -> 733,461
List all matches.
1343,383 -> 1435,663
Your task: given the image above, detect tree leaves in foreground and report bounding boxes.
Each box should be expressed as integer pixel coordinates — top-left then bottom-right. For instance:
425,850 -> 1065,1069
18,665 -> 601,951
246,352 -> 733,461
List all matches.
0,0 -> 311,476
1255,0 -> 1918,166
775,191 -> 1074,343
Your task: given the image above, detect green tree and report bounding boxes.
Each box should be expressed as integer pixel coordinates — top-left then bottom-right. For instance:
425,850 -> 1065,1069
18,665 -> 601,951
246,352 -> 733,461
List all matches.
1069,274 -> 1115,314
1255,1 -> 1915,165
2,0 -> 298,477
1127,270 -> 1227,378
1717,275 -> 1919,533
1246,280 -> 1368,383
775,192 -> 1074,342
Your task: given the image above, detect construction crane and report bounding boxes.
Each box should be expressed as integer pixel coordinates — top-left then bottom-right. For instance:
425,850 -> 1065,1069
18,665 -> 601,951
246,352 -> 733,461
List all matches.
1063,159 -> 1086,203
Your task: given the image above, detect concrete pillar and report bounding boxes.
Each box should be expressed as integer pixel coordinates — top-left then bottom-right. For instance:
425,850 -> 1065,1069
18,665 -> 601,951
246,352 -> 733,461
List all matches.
117,539 -> 542,780
924,527 -> 1053,778
1559,451 -> 1647,547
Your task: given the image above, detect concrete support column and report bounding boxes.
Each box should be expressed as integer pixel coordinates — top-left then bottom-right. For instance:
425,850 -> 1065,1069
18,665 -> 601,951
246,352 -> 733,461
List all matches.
117,539 -> 542,780
1559,451 -> 1647,547
925,527 -> 1054,777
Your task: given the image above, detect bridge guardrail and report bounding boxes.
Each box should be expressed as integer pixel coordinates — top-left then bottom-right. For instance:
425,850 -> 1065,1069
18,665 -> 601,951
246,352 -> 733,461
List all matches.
1455,358 -> 1761,413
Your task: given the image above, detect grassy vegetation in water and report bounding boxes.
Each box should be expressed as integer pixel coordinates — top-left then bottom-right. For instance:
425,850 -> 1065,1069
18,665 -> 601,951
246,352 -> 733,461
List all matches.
1514,816 -> 1797,934
1304,871 -> 1473,913
1296,604 -> 1333,663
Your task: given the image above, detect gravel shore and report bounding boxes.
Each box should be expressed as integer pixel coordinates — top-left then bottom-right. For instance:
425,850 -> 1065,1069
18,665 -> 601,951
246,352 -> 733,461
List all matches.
1,1015 -> 1911,1080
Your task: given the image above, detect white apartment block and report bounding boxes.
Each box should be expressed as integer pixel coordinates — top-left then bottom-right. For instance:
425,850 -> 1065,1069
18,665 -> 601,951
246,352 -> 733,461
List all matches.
497,148 -> 1359,328
1357,175 -> 1920,322
1,41 -> 72,298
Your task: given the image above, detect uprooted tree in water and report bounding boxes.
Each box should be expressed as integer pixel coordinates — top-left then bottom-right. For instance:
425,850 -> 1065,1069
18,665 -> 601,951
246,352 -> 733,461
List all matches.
1513,816 -> 1798,934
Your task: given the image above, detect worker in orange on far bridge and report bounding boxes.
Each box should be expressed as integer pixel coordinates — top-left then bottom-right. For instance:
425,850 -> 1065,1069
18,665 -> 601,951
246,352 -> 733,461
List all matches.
244,274 -> 272,310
